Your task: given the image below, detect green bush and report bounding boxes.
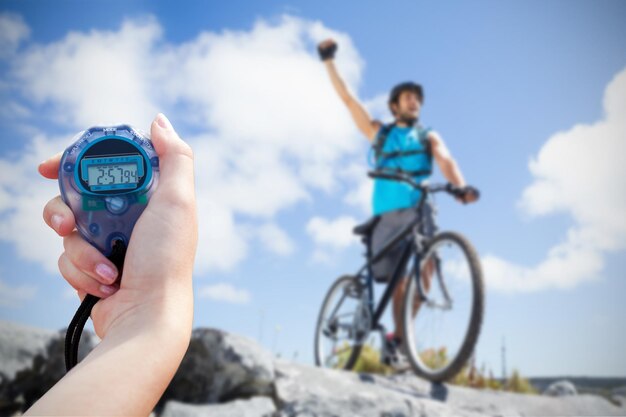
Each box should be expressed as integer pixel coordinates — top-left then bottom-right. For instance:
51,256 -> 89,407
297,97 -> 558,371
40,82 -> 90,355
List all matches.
505,369 -> 537,394
352,344 -> 393,375
344,344 -> 535,395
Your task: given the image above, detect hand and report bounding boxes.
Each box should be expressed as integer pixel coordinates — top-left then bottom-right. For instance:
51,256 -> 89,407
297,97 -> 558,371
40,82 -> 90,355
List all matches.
455,186 -> 479,204
29,113 -> 196,416
318,38 -> 338,61
39,113 -> 197,341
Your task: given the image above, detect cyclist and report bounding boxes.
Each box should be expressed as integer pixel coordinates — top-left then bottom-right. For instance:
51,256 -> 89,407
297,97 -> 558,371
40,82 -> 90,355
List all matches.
318,39 -> 477,370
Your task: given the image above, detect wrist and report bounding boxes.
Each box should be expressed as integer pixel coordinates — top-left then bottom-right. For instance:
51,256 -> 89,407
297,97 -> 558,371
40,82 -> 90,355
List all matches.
101,282 -> 193,347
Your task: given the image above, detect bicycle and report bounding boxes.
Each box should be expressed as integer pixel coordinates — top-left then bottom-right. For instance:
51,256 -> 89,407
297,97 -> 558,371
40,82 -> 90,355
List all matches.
313,170 -> 484,382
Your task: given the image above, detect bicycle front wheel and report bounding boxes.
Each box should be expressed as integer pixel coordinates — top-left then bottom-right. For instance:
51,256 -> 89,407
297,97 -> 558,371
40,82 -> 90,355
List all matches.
402,231 -> 484,382
314,275 -> 367,370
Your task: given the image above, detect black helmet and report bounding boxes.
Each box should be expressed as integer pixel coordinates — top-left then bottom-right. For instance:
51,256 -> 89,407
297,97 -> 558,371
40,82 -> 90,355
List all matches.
388,82 -> 424,114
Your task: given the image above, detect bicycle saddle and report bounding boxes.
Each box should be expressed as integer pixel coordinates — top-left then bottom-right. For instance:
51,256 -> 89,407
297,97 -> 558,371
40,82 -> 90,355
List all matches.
352,217 -> 380,236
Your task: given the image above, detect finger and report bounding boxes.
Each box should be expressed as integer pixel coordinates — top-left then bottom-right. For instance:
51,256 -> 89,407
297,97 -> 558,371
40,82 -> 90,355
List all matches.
149,113 -> 196,209
63,231 -> 119,285
58,253 -> 119,298
43,196 -> 76,236
38,152 -> 63,179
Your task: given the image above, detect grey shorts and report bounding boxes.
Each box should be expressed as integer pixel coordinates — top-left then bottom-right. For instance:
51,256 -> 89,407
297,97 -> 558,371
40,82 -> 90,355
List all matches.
370,201 -> 438,283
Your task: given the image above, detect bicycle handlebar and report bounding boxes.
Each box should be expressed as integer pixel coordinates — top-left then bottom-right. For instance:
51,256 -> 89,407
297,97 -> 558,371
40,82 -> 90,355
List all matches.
367,170 -> 481,202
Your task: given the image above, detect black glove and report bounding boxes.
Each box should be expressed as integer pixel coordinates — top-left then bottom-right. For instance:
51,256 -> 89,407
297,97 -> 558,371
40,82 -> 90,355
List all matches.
459,186 -> 480,203
318,43 -> 337,61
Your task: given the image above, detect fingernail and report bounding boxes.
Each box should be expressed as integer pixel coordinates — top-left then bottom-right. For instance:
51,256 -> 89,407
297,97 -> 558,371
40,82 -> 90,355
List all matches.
156,113 -> 171,129
99,284 -> 118,296
95,263 -> 117,283
51,214 -> 63,231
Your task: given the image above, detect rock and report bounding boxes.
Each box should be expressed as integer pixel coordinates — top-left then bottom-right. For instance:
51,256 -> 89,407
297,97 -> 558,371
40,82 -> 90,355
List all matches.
2,320 -> 625,417
160,397 -> 276,417
160,328 -> 274,406
274,360 -> 482,417
611,386 -> 626,408
543,380 -> 578,397
274,361 -> 625,417
0,320 -> 54,379
0,325 -> 97,414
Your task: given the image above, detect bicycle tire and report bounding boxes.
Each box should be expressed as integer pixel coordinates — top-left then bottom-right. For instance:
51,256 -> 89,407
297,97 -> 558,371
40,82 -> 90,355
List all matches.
314,275 -> 365,371
402,231 -> 484,382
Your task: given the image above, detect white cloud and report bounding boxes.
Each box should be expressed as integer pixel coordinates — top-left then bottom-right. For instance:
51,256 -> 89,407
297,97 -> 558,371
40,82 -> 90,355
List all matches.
198,283 -> 251,304
0,134 -> 68,273
0,13 -> 30,57
256,222 -> 295,256
483,68 -> 626,292
363,93 -> 391,123
0,278 -> 37,307
12,17 -> 161,129
306,215 -> 359,249
341,161 -> 373,215
0,14 -> 374,276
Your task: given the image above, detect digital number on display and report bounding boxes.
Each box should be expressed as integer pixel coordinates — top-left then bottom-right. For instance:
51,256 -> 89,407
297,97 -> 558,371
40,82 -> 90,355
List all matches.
87,164 -> 138,186
81,154 -> 144,192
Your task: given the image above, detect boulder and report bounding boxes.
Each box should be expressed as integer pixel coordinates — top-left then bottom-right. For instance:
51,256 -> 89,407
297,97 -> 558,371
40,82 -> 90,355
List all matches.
543,380 -> 578,397
160,328 -> 274,406
274,360 -> 482,417
2,320 -> 625,417
274,361 -> 625,417
0,320 -> 54,379
160,397 -> 276,417
0,326 -> 97,414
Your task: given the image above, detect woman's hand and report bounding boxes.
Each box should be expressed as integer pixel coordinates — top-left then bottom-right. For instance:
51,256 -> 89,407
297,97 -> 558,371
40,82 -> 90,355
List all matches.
28,113 -> 197,416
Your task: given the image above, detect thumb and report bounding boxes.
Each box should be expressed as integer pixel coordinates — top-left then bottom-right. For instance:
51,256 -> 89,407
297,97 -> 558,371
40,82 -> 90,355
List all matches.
149,113 -> 195,208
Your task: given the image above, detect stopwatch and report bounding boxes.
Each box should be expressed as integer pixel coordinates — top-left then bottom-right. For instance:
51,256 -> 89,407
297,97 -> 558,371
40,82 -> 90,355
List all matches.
59,125 -> 159,256
58,124 -> 159,371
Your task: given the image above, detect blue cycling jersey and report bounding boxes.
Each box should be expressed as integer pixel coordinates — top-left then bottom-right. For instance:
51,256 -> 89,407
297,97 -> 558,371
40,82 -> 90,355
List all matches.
372,125 -> 432,215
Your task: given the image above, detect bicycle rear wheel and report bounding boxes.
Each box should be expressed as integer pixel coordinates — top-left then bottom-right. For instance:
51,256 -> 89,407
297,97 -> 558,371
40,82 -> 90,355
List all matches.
314,275 -> 368,370
402,231 -> 484,382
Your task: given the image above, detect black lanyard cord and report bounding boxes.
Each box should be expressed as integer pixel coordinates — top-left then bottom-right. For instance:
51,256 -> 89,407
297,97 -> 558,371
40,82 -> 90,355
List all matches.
64,240 -> 127,372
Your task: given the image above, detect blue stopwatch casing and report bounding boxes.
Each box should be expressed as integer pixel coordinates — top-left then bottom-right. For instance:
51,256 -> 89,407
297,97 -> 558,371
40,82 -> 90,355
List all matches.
59,125 -> 159,256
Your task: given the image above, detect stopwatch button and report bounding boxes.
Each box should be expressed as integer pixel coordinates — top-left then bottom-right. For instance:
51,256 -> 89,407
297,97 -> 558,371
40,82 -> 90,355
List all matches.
89,223 -> 100,236
105,196 -> 128,214
63,162 -> 74,172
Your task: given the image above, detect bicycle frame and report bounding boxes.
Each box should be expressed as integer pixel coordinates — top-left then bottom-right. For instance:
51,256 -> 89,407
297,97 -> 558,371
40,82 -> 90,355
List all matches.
353,197 -> 431,334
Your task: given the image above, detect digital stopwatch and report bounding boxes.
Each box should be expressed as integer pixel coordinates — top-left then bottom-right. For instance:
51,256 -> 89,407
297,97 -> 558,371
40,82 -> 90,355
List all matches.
59,125 -> 159,255
59,125 -> 159,371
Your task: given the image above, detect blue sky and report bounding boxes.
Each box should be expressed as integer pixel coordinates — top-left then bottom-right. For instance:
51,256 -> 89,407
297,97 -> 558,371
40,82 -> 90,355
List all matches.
1,0 -> 625,377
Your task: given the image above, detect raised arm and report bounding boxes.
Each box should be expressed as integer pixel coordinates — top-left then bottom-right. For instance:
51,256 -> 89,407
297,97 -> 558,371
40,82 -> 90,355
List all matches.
319,39 -> 380,142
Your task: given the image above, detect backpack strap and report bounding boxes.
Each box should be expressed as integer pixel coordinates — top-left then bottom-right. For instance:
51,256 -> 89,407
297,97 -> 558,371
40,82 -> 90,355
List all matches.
373,123 -> 394,162
418,126 -> 433,158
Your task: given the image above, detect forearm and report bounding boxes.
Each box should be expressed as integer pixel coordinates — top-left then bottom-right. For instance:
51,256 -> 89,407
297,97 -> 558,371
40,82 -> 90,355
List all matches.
26,286 -> 192,416
440,158 -> 466,187
324,59 -> 354,104
323,60 -> 376,140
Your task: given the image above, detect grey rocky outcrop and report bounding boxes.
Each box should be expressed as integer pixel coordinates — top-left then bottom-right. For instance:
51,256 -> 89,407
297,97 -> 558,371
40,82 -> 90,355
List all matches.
273,361 -> 624,417
0,320 -> 54,379
543,379 -> 578,397
159,328 -> 275,407
161,397 -> 275,417
0,321 -> 97,414
2,320 -> 625,417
